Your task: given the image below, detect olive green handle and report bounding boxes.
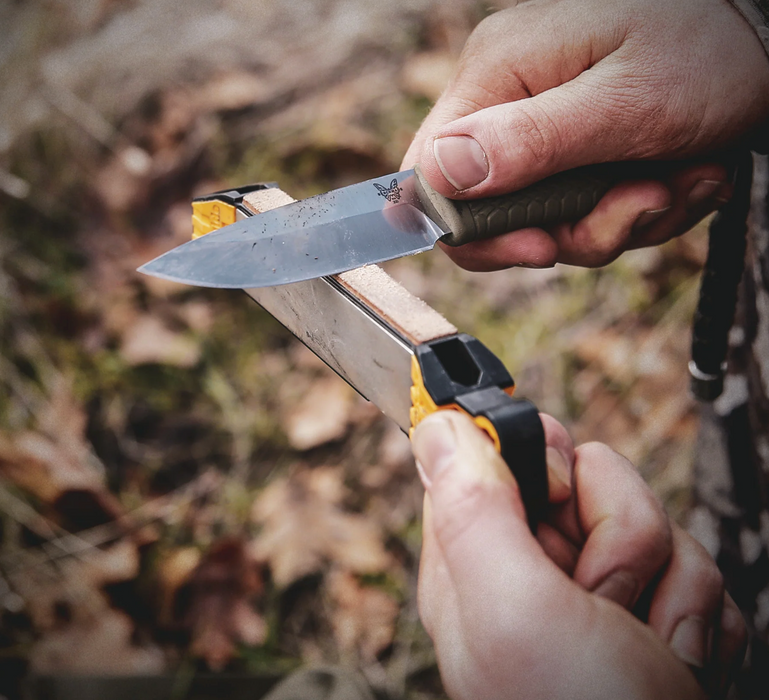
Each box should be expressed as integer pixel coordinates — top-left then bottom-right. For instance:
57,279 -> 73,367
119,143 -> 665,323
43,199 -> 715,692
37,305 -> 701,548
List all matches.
414,162 -> 663,246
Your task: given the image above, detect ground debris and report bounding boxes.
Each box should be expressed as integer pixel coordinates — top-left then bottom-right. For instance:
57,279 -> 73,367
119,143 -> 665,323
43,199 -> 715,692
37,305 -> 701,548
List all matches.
326,571 -> 399,662
176,537 -> 268,672
250,467 -> 391,588
30,608 -> 165,675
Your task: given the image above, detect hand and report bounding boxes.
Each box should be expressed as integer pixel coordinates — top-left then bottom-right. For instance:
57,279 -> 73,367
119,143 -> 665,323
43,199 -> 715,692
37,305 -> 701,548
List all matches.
401,0 -> 769,270
411,412 -> 746,699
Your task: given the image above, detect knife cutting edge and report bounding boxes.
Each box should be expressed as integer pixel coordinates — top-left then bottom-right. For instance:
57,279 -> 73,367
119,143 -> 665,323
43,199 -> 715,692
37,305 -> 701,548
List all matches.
138,161 -> 659,289
158,182 -> 549,531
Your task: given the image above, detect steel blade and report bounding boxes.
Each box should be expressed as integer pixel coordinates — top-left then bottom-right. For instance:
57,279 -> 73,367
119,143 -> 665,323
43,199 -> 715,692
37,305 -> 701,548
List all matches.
138,170 -> 447,288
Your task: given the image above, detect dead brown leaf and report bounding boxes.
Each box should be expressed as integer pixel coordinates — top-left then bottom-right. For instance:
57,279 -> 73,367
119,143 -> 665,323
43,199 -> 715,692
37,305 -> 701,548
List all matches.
80,539 -> 141,588
157,546 -> 202,624
179,537 -> 267,671
326,570 -> 399,661
0,380 -> 113,508
283,377 -> 355,451
251,467 -> 390,587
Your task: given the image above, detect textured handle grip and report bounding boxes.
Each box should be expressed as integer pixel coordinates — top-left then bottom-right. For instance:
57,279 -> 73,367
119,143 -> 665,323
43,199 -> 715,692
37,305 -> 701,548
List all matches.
414,162 -> 662,246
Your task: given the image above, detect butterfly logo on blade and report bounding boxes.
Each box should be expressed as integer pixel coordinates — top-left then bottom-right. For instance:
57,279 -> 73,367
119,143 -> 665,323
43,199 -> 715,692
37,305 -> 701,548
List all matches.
374,178 -> 403,204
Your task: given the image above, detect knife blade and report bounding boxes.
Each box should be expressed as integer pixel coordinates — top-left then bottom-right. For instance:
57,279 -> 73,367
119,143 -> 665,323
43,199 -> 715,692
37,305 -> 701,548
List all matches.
138,161 -> 657,288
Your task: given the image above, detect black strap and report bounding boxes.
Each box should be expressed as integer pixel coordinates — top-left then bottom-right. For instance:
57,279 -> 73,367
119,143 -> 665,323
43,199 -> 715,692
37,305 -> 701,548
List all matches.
690,151 -> 753,401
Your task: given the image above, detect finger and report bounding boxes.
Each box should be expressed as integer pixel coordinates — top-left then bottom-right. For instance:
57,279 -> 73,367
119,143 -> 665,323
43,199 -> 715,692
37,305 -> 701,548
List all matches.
441,163 -> 732,272
647,525 -> 725,671
626,162 -> 733,250
411,412 -> 561,607
540,413 -> 575,503
550,180 -> 672,267
439,180 -> 669,271
714,593 -> 747,695
412,413 -> 701,699
417,492 -> 457,640
439,227 -> 560,272
402,0 -> 627,174
399,3 -> 601,172
567,442 -> 673,609
536,521 -> 580,576
420,54 -> 669,198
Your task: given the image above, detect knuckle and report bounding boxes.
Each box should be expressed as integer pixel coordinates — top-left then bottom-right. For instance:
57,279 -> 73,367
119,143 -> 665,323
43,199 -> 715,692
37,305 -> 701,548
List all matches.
677,534 -> 724,598
589,230 -> 626,262
469,9 -> 511,42
631,503 -> 673,563
576,441 -> 621,464
503,103 -> 563,172
577,441 -> 673,561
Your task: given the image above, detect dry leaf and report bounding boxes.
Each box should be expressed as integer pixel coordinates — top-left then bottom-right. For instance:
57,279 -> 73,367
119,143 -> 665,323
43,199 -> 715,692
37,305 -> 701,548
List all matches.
284,377 -> 355,451
80,539 -> 141,587
179,537 -> 267,671
251,467 -> 390,587
30,608 -> 165,675
0,381 -> 110,505
120,314 -> 200,367
327,571 -> 399,661
157,547 -> 202,624
0,432 -> 98,502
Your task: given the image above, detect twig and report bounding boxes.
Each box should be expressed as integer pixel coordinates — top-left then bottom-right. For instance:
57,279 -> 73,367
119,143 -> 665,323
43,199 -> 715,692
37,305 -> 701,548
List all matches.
0,469 -> 222,574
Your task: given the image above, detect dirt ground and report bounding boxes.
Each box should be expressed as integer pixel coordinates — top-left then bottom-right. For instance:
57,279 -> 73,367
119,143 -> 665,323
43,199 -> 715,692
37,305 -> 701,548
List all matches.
0,1 -> 712,698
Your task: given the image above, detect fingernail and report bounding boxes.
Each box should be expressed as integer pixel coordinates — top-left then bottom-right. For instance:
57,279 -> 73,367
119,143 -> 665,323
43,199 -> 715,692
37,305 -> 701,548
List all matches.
592,571 -> 638,609
717,604 -> 745,692
518,262 -> 555,270
546,446 -> 571,498
632,208 -> 670,234
687,180 -> 728,211
670,616 -> 708,668
721,600 -> 744,637
412,414 -> 457,486
433,136 -> 489,191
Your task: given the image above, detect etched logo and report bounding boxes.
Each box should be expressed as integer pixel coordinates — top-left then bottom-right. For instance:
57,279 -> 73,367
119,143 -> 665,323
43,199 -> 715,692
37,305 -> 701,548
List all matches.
374,179 -> 403,203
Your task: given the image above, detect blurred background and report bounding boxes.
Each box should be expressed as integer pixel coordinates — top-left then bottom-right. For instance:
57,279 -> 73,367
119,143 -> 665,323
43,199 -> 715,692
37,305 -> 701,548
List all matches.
0,1 -> 711,698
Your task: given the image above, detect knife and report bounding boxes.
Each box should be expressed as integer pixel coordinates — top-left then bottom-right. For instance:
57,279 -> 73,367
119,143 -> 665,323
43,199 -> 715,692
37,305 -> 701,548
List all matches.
138,161 -> 657,288
155,182 -> 549,531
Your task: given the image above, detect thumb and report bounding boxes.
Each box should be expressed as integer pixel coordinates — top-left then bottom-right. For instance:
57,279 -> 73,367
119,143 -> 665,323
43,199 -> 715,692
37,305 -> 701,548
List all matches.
421,60 -> 653,197
411,412 -> 555,596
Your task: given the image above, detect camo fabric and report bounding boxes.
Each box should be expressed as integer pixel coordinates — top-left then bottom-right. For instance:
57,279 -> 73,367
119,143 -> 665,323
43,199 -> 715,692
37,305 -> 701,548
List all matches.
688,153 -> 769,698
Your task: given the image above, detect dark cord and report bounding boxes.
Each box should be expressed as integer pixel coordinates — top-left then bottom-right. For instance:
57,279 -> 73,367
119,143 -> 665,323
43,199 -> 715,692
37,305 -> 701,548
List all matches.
690,151 -> 753,401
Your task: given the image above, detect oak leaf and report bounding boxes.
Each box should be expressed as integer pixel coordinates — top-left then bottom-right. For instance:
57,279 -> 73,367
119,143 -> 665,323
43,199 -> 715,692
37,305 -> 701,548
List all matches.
251,467 -> 390,587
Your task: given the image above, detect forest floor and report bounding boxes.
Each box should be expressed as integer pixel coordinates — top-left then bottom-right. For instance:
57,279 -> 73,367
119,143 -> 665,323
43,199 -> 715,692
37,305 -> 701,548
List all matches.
0,1 -> 710,698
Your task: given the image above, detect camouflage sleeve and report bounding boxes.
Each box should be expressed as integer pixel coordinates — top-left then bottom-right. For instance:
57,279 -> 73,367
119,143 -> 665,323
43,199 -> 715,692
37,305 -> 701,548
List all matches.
729,1 -> 769,56
689,153 -> 769,697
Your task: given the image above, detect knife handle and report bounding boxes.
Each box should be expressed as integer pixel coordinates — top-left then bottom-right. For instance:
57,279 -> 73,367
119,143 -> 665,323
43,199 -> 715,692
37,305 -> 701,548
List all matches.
414,161 -> 664,247
410,334 -> 548,533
